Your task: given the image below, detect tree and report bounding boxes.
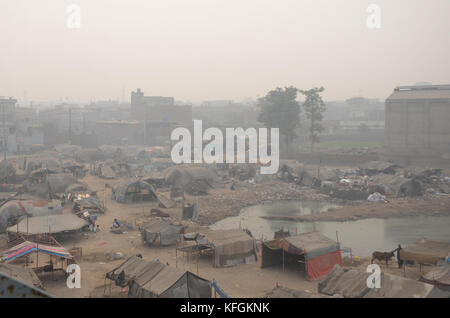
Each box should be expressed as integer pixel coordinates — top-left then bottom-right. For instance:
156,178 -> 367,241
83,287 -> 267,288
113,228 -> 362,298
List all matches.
257,86 -> 300,147
299,87 -> 326,152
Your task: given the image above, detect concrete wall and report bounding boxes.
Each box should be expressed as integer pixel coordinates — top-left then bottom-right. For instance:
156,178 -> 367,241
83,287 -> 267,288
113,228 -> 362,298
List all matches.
385,99 -> 450,161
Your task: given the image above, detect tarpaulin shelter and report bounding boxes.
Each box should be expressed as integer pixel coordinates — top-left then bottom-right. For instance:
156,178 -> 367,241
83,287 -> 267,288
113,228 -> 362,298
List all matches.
106,255 -> 211,298
65,183 -> 90,194
0,270 -> 52,298
112,178 -> 158,203
72,196 -> 105,214
421,261 -> 450,290
261,232 -> 342,280
278,161 -> 319,186
359,161 -> 400,175
0,263 -> 43,289
0,240 -> 73,263
75,148 -> 105,162
400,238 -> 450,265
164,166 -> 221,195
182,229 -> 257,268
265,285 -> 329,298
128,263 -> 211,298
318,265 -> 450,298
0,200 -> 62,233
140,219 -> 184,246
47,173 -> 77,194
142,172 -> 166,189
7,214 -> 88,236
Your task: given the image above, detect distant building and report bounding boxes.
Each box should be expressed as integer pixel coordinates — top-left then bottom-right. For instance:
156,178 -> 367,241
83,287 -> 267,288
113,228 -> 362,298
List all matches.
94,120 -> 141,145
384,85 -> 450,164
130,88 -> 192,126
0,97 -> 17,150
0,97 -> 44,152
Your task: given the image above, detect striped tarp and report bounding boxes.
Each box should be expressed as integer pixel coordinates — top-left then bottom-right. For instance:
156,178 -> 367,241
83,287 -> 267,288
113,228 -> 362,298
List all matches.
1,241 -> 72,262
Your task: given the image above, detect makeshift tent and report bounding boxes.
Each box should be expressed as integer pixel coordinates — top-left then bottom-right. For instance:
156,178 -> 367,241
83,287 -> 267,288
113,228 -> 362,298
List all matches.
278,162 -> 319,186
129,264 -> 211,298
65,183 -> 90,194
106,255 -> 211,298
0,200 -> 62,233
142,172 -> 166,189
75,148 -> 105,162
421,261 -> 450,290
47,173 -> 77,194
400,238 -> 450,265
140,219 -> 184,246
372,174 -> 423,197
112,179 -> 158,203
157,194 -> 175,209
7,214 -> 88,235
0,263 -> 43,289
72,196 -> 104,214
0,240 -> 73,262
164,166 -> 221,195
183,229 -> 256,268
265,285 -> 330,298
261,232 -> 342,280
359,161 -> 399,175
0,270 -> 52,298
318,265 -> 450,298
106,255 -> 154,287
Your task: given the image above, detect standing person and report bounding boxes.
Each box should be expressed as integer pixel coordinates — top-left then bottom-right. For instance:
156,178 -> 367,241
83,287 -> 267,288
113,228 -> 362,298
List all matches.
88,216 -> 95,232
396,244 -> 403,268
61,193 -> 66,207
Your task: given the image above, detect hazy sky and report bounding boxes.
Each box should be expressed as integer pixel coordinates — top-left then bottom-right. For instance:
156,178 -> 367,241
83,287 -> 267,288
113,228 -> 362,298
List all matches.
1,0 -> 450,104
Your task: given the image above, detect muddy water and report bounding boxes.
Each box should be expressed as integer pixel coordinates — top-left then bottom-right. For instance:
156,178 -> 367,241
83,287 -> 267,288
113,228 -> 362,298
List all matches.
210,201 -> 450,257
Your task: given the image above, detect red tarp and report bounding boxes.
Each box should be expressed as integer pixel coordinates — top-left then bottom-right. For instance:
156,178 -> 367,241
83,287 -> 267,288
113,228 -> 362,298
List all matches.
306,250 -> 342,280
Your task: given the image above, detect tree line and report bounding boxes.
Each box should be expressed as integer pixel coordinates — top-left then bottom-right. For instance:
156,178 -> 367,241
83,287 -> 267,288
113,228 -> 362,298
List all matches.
258,86 -> 326,153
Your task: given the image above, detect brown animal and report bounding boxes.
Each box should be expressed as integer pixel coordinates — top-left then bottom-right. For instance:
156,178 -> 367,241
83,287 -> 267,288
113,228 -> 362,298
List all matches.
371,251 -> 395,265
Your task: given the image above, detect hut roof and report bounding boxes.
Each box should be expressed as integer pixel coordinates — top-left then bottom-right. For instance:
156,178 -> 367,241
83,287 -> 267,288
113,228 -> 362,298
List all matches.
7,214 -> 88,235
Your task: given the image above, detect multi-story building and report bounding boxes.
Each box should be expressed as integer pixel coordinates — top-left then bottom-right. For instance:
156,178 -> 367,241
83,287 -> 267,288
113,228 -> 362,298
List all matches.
0,97 -> 17,151
130,88 -> 192,126
383,84 -> 450,164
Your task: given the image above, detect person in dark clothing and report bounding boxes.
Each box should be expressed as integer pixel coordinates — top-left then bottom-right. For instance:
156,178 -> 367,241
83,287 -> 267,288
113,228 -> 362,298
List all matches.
396,244 -> 403,268
113,218 -> 120,228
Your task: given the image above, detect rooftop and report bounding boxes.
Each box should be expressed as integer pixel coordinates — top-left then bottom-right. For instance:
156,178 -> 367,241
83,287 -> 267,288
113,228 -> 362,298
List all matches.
387,84 -> 450,100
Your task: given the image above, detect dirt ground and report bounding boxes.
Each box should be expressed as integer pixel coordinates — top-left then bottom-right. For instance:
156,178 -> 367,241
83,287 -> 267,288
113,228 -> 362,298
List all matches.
41,175 -> 320,298
35,174 -> 444,298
